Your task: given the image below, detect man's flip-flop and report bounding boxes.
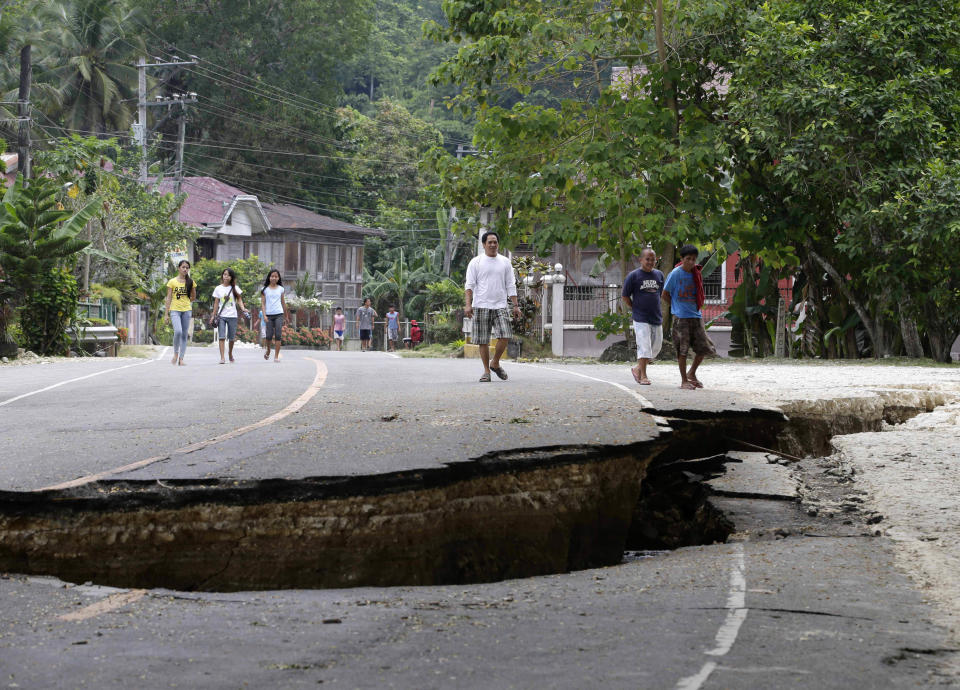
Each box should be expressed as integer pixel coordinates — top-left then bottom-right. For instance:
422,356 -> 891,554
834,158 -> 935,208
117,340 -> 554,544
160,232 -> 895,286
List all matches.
479,372 -> 491,382
490,366 -> 508,380
630,366 -> 642,384
688,379 -> 704,389
680,381 -> 697,390
639,378 -> 651,385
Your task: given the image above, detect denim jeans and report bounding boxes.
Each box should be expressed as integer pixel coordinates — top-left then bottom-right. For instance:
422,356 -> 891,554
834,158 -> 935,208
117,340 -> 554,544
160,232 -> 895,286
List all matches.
170,310 -> 192,357
217,316 -> 238,341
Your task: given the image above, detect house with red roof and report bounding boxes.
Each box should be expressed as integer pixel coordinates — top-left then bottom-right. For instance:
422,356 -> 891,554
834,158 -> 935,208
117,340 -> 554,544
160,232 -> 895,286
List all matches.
159,176 -> 385,312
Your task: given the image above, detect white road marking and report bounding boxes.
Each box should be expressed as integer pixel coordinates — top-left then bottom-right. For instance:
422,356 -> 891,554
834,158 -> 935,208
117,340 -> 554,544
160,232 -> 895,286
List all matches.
38,357 -> 328,491
58,589 -> 147,621
0,348 -> 168,408
518,364 -> 653,409
676,544 -> 748,690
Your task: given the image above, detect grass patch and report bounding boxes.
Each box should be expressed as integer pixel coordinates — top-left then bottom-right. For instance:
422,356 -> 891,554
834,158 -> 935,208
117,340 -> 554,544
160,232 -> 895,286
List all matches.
399,343 -> 464,358
118,345 -> 166,359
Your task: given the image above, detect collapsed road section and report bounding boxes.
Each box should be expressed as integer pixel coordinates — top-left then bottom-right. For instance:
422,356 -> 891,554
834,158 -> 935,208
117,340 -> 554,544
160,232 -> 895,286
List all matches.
0,385 -> 951,593
0,407 -> 784,591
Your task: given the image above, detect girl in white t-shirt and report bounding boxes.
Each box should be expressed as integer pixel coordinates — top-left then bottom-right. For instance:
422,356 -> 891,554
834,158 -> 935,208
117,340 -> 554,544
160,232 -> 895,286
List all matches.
259,269 -> 288,362
210,268 -> 248,364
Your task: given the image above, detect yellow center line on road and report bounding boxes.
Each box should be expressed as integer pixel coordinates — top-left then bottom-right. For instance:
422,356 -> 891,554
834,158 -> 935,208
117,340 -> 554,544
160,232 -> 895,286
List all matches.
58,589 -> 147,622
0,347 -> 169,408
37,357 -> 328,492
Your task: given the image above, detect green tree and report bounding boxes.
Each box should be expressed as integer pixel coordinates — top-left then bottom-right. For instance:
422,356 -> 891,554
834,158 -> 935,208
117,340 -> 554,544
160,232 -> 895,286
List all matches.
190,255 -> 270,315
723,0 -> 960,359
335,0 -> 472,146
0,175 -> 102,354
145,0 -> 371,216
337,98 -> 444,226
426,0 -> 736,291
38,0 -> 146,134
34,135 -> 196,305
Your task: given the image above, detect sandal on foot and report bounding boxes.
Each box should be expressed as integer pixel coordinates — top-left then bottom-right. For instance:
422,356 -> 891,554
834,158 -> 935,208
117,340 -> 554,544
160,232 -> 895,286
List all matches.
264,350 -> 270,360
490,365 -> 508,380
688,378 -> 703,389
680,380 -> 697,390
630,366 -> 642,384
639,378 -> 651,385
479,372 -> 491,382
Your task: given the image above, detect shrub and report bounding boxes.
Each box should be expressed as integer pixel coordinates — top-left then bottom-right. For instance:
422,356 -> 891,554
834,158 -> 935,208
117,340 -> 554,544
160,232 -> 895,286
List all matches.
21,268 -> 78,355
237,322 -> 258,343
426,319 -> 461,344
154,322 -> 173,346
281,325 -> 331,348
192,329 -> 215,344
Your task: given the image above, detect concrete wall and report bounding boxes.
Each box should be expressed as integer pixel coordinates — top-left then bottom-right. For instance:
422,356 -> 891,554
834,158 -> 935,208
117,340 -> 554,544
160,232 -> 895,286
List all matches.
561,325 -> 733,358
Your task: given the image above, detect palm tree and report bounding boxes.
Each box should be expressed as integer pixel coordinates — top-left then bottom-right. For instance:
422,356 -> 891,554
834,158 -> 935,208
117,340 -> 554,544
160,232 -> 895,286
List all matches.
364,246 -> 444,320
39,0 -> 146,135
0,10 -> 60,145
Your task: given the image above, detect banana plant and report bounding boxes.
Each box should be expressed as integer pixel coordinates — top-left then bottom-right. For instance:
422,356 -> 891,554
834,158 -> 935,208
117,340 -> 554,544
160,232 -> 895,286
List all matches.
0,175 -> 102,293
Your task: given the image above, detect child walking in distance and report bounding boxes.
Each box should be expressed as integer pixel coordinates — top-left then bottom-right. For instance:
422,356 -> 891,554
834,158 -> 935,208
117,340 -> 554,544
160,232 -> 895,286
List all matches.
165,260 -> 196,366
332,307 -> 346,351
260,269 -> 288,362
622,247 -> 664,385
210,268 -> 248,364
662,244 -> 717,389
356,298 -> 377,352
385,306 -> 400,351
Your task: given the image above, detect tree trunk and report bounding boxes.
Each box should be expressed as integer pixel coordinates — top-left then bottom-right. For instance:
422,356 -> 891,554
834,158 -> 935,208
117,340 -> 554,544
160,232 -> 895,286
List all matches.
808,248 -> 892,357
898,300 -> 924,359
923,301 -> 958,363
659,242 -> 675,334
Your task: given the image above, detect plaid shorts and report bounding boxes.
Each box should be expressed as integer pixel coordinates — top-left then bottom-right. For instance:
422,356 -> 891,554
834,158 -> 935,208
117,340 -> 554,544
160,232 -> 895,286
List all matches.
671,317 -> 716,357
471,307 -> 513,345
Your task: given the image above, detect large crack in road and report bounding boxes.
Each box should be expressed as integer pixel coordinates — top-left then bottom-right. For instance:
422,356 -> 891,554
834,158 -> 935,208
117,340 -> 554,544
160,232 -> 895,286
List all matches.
2,386 -> 947,593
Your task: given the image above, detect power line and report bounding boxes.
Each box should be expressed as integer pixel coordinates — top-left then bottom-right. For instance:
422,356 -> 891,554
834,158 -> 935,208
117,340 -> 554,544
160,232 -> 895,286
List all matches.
157,139 -> 423,198
167,145 -> 424,191
30,121 -> 454,245
175,138 -> 429,165
179,162 -> 434,220
50,0 -> 474,153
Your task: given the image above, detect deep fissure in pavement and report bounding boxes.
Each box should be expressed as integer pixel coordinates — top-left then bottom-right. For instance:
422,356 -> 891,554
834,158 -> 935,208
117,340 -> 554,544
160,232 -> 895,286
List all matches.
0,391 -> 948,591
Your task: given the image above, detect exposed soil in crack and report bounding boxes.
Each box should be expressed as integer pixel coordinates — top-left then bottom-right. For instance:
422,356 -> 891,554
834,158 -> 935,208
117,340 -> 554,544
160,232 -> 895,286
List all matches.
0,381 -> 955,594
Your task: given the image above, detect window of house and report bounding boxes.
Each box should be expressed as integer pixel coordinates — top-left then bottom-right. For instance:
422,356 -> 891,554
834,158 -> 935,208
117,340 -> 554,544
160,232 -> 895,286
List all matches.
243,241 -> 283,266
325,245 -> 337,275
299,242 -> 321,275
285,242 -> 299,273
703,264 -> 723,302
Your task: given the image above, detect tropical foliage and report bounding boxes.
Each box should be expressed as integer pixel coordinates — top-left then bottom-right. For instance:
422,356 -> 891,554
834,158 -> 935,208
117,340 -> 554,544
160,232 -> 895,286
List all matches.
0,175 -> 101,353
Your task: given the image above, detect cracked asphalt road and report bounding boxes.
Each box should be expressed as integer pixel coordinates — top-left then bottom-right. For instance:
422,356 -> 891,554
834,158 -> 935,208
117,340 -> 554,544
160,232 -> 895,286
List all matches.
1,347 -> 958,687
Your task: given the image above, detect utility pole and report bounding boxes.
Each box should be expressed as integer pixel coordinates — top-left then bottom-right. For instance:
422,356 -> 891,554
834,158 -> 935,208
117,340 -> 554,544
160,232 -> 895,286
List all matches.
136,57 -> 147,183
135,56 -> 197,187
175,106 -> 186,195
17,44 -> 31,181
453,144 -> 480,261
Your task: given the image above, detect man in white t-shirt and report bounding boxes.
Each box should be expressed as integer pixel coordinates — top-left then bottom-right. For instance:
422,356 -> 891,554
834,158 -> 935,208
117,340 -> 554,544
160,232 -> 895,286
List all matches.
464,231 -> 521,382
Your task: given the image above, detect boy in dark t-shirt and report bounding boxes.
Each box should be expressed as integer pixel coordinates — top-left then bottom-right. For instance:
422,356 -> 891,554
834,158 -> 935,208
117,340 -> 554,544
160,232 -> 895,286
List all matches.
621,248 -> 664,385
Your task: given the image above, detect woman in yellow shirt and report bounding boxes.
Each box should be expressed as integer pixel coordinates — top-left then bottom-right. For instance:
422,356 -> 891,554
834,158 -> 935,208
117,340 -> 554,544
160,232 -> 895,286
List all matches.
164,260 -> 197,365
